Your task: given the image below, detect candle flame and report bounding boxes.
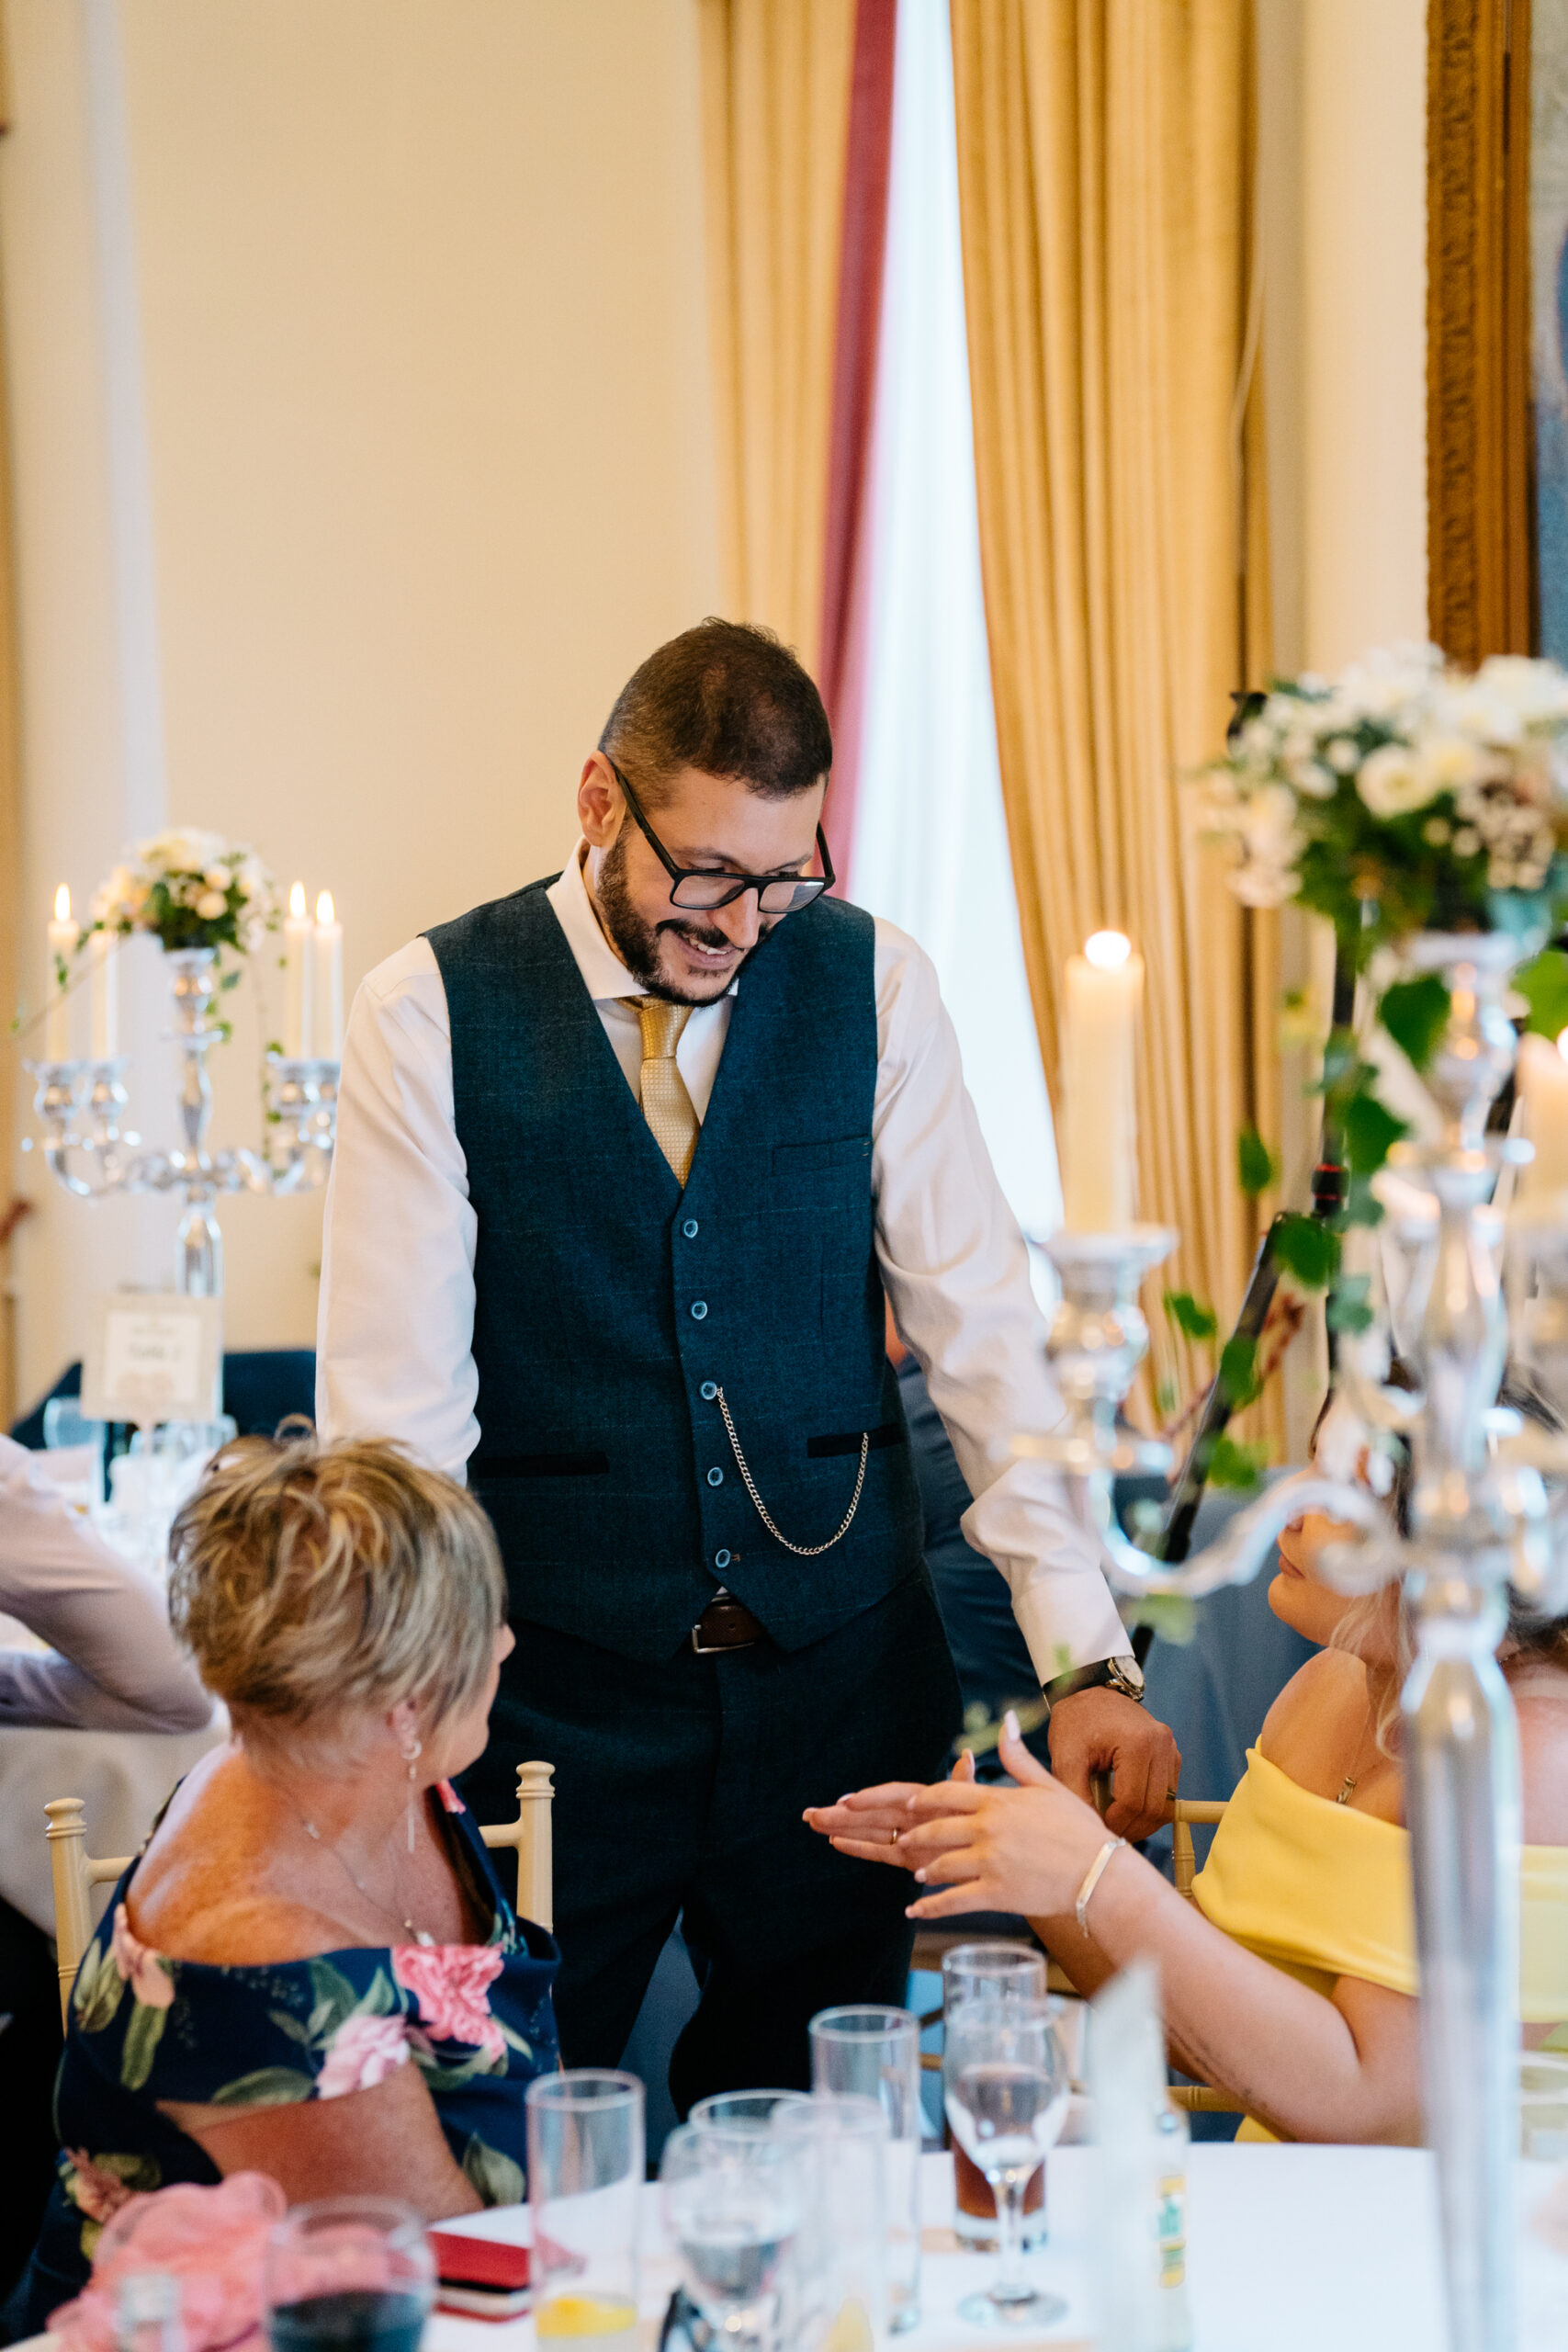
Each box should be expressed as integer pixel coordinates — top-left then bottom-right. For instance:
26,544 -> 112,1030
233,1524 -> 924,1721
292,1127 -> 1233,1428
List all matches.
1084,929 -> 1132,970
53,884 -> 71,924
316,889 -> 335,926
288,880 -> 306,920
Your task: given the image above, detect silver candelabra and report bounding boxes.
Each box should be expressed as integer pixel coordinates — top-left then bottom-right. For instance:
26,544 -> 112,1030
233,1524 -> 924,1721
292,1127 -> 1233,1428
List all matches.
22,947 -> 339,1297
1021,933 -> 1568,2352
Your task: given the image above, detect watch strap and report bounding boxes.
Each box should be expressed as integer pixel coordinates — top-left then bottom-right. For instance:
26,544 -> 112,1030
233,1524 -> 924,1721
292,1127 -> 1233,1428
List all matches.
1041,1655 -> 1145,1715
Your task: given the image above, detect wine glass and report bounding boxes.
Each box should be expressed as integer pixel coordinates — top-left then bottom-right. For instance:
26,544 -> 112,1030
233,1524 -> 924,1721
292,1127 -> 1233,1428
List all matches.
660,2123 -> 800,2352
942,1996 -> 1070,2328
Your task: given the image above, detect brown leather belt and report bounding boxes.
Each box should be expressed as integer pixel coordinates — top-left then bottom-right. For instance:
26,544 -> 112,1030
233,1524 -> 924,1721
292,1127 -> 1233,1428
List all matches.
691,1593 -> 765,1655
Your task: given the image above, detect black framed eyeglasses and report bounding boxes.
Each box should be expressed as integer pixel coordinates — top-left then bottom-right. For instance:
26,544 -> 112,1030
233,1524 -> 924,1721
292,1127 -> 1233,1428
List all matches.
607,759 -> 834,914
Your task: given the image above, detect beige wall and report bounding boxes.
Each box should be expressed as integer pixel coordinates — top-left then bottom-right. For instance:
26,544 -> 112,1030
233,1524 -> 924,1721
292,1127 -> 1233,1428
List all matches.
5,0 -> 721,1408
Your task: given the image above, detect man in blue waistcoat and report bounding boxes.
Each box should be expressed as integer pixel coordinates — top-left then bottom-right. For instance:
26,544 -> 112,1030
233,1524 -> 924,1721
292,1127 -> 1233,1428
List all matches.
318,619 -> 1179,2106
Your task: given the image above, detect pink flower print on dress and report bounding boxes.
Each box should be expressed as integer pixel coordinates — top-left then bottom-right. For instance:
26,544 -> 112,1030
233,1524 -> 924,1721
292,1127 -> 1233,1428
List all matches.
435,1781 -> 467,1814
392,1942 -> 505,2061
109,1905 -> 174,2009
315,2013 -> 410,2100
62,2151 -> 136,2228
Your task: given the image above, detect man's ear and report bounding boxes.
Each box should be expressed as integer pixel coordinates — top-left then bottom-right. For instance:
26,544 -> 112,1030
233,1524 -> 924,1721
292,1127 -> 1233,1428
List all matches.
579,753 -> 620,848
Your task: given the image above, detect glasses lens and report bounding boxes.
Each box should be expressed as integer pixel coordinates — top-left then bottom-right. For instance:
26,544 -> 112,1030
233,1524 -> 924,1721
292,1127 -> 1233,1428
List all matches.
759,877 -> 826,914
671,874 -> 741,910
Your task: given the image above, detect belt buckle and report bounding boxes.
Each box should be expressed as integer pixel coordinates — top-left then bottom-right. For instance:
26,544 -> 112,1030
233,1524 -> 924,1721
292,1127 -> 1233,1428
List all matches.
691,1625 -> 729,1656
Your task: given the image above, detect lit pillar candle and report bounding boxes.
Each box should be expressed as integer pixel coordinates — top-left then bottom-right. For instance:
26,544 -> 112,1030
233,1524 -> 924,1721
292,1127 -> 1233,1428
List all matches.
1059,929 -> 1143,1233
89,927 -> 118,1058
1516,1032 -> 1568,1206
46,885 -> 78,1059
312,889 -> 343,1059
282,880 -> 312,1058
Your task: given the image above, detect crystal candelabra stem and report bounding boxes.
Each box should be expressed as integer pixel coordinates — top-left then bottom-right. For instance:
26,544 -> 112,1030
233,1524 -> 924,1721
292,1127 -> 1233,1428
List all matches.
1021,933 -> 1541,2352
23,944 -> 340,1297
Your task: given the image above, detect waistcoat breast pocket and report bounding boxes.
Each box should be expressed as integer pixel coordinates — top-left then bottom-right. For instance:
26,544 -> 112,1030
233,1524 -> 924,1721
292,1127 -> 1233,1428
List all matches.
772,1135 -> 872,1205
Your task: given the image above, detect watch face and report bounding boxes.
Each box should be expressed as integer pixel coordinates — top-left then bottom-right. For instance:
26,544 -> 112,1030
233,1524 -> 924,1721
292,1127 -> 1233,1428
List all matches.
1110,1657 -> 1145,1699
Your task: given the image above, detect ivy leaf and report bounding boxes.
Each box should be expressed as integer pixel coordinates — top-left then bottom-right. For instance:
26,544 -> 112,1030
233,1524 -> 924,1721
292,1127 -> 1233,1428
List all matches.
1236,1127 -> 1279,1197
1218,1334 -> 1261,1408
1515,947 -> 1568,1042
1342,1091 -> 1408,1175
1269,1211 -> 1337,1290
1163,1290 -> 1218,1343
1379,974 -> 1450,1072
1208,1434 -> 1269,1491
1125,1592 -> 1197,1645
1341,1176 -> 1386,1228
1326,1275 -> 1375,1335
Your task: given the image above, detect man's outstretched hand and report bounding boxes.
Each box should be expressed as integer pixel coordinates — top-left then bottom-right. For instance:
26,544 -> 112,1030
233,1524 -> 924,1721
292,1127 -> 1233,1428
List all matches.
1046,1686 -> 1180,1841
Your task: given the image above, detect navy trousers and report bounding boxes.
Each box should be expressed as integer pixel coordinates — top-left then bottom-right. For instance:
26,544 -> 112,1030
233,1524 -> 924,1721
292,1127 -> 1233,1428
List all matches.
461,1573 -> 961,2114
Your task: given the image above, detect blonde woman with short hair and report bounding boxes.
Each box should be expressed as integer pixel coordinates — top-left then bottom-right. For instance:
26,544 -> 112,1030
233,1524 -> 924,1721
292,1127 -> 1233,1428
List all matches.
12,1434 -> 557,2335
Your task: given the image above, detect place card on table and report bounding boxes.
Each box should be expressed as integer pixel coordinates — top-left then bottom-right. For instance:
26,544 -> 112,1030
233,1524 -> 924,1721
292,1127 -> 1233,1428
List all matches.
82,1292 -> 223,1428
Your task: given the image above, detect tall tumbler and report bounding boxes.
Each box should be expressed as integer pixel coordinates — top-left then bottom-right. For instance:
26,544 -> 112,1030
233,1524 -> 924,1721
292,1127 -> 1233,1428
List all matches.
525,2069 -> 645,2341
940,1944 -> 1048,2252
773,2092 -> 888,2352
809,2006 -> 921,2331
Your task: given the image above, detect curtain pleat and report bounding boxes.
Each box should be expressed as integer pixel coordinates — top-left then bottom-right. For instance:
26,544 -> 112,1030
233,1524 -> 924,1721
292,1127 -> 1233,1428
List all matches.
951,0 -> 1275,1410
698,0 -> 860,668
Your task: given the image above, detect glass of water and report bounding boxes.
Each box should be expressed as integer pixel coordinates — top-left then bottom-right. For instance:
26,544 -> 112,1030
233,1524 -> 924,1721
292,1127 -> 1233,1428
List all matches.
772,2095 -> 887,2352
262,2197 -> 433,2352
808,2006 -> 921,2330
940,1946 -> 1047,2253
689,2089 -> 814,2134
942,1996 -> 1070,2328
660,2123 -> 800,2352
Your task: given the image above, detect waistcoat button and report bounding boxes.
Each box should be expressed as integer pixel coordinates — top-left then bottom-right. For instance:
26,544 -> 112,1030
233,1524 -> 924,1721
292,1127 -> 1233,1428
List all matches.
715,1547 -> 731,1569
700,1380 -> 718,1400
682,1217 -> 699,1238
691,1301 -> 708,1320
707,1466 -> 724,1487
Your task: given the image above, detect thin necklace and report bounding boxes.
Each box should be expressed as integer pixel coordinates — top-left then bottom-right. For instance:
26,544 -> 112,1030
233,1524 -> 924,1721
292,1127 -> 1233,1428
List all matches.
297,1809 -> 436,1947
1337,1695 -> 1379,1804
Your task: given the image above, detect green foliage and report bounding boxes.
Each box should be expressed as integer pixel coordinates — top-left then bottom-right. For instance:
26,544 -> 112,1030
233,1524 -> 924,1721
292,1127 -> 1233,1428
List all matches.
1516,946 -> 1568,1042
1163,1290 -> 1217,1343
1326,1275 -> 1375,1335
1379,974 -> 1451,1071
1218,1333 -> 1261,1408
1341,1091 -> 1409,1174
1270,1211 -> 1339,1289
1236,1126 -> 1279,1196
1125,1592 -> 1197,1645
1208,1433 -> 1270,1491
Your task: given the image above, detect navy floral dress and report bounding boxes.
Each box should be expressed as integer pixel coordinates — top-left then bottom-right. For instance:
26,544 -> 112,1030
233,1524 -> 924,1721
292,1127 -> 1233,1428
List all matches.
14,1782 -> 558,2330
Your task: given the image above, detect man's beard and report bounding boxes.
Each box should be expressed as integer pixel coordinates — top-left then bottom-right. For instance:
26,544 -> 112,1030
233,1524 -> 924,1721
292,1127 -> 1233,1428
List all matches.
592,829 -> 765,1004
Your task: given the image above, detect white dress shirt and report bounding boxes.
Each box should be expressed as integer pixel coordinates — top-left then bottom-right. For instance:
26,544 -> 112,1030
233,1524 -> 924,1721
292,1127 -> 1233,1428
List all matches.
317,849 -> 1130,1679
0,1436 -> 214,1731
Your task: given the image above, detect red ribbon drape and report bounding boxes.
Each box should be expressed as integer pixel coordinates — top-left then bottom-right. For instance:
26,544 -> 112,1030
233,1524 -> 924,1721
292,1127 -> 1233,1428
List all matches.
818,0 -> 897,892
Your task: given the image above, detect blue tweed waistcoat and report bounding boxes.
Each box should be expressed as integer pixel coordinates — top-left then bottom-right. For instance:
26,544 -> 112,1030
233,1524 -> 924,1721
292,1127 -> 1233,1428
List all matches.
426,879 -> 925,1664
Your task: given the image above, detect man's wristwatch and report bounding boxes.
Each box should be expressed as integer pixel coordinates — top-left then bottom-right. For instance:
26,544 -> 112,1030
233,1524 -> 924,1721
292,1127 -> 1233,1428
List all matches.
1040,1654 -> 1146,1716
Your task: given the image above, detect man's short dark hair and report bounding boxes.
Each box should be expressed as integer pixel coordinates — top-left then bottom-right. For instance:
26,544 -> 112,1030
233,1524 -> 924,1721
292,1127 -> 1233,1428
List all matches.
599,619 -> 833,802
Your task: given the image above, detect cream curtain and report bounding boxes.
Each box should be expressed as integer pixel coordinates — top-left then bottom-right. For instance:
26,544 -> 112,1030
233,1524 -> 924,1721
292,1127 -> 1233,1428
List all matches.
950,0 -> 1276,1396
698,0 -> 859,664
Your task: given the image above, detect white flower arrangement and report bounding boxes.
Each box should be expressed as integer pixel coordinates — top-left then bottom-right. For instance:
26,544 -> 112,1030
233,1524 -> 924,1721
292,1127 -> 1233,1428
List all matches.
87,829 -> 277,963
1201,644 -> 1568,953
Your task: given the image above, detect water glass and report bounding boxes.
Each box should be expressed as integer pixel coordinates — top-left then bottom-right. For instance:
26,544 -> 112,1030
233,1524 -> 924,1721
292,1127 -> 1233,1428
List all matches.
808,2006 -> 921,2330
660,2123 -> 800,2352
263,2198 -> 434,2352
526,2069 -> 645,2339
1520,2052 -> 1568,2159
940,1946 -> 1047,2252
942,1996 -> 1070,2328
772,2094 -> 887,2352
690,2089 -> 814,2133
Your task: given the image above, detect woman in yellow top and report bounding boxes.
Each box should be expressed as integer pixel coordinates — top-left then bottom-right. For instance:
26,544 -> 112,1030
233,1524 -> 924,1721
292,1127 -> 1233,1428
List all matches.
807,1393 -> 1568,2144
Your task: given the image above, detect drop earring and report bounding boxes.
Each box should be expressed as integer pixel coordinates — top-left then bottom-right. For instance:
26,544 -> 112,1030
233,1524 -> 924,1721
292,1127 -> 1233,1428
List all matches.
402,1735 -> 423,1852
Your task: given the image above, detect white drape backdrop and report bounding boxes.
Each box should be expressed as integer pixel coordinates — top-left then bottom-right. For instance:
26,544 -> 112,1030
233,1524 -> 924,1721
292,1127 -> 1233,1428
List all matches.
848,0 -> 1061,1256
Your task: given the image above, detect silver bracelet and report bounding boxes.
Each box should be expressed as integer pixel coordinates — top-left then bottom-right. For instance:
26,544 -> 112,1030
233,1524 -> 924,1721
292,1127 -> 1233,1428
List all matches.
1074,1834 -> 1126,1934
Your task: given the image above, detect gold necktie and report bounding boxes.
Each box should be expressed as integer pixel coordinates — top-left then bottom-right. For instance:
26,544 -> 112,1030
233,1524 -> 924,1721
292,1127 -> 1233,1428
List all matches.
634,997 -> 699,1184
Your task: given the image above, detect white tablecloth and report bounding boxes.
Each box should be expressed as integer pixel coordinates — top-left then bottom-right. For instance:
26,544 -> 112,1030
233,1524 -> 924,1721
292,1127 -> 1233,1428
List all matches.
0,1714 -> 225,1935
430,2147 -> 1568,2352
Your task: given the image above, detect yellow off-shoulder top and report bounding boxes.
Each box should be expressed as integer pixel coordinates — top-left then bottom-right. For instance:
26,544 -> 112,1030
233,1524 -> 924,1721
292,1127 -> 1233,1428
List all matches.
1190,1747 -> 1568,2141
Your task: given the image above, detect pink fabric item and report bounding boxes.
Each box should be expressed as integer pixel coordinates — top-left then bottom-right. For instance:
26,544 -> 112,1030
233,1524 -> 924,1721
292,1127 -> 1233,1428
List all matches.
316,2011 -> 412,2099
47,2173 -> 286,2352
110,1905 -> 174,2009
392,1941 -> 505,2060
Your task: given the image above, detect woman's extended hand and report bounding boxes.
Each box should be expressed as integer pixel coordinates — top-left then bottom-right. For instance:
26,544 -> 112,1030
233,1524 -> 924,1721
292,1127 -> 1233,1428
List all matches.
803,1747 -> 977,1865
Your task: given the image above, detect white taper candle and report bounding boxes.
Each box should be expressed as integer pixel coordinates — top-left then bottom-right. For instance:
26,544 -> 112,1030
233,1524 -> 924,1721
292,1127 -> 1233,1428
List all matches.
312,889 -> 343,1059
1059,929 -> 1143,1233
46,886 -> 78,1059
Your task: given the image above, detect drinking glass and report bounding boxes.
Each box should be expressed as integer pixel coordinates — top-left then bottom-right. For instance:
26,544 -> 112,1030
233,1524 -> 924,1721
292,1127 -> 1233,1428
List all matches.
772,2094 -> 887,2352
660,2123 -> 800,2352
526,2070 -> 645,2338
263,2198 -> 434,2352
690,2090 -> 814,2133
939,1946 -> 1047,2253
808,2007 -> 921,2330
942,1996 -> 1070,2328
1520,2052 -> 1568,2159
